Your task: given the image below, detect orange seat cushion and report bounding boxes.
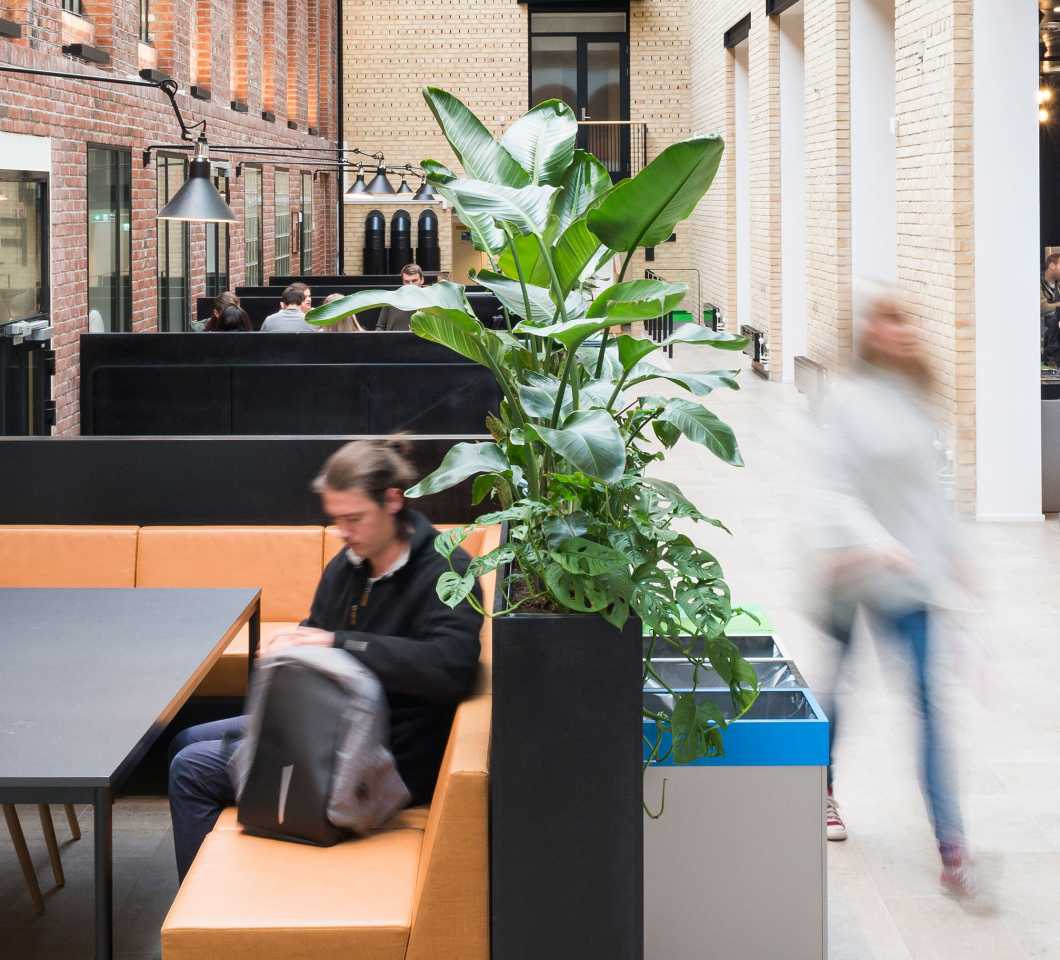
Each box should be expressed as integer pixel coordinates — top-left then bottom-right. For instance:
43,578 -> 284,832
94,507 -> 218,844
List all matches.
136,526 -> 324,621
212,804 -> 430,833
0,525 -> 139,587
194,621 -> 300,698
323,523 -> 492,568
162,826 -> 423,960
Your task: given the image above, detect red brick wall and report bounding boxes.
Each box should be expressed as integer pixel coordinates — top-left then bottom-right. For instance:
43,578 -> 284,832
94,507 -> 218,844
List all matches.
0,0 -> 339,434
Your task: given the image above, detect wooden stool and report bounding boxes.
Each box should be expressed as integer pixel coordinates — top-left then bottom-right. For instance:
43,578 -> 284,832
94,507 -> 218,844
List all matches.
3,803 -> 81,914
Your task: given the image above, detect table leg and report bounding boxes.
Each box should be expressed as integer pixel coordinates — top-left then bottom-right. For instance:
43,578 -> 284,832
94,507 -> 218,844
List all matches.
94,787 -> 113,960
247,602 -> 261,679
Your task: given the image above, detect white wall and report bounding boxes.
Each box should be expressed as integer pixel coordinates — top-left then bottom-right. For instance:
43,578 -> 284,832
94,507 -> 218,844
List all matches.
850,0 -> 896,285
735,40 -> 751,333
0,132 -> 51,175
779,3 -> 806,382
974,0 -> 1043,520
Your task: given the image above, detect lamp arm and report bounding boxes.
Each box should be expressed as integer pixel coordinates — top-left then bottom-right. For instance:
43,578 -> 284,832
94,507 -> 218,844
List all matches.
157,78 -> 205,143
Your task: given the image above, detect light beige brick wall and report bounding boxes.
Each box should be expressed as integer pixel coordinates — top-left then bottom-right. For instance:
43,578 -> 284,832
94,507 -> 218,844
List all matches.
343,202 -> 453,277
342,0 -> 695,293
894,0 -> 975,509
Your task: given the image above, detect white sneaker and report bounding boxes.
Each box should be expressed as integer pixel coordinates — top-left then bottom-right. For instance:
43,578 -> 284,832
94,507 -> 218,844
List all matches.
826,790 -> 847,841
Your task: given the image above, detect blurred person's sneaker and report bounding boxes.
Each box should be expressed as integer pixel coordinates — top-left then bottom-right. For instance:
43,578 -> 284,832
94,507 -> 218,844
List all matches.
826,789 -> 847,841
939,843 -> 977,898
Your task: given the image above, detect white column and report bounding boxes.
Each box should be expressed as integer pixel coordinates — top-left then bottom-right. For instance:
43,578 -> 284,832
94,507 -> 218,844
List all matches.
779,3 -> 806,382
735,40 -> 751,332
850,0 -> 896,285
974,0 -> 1043,520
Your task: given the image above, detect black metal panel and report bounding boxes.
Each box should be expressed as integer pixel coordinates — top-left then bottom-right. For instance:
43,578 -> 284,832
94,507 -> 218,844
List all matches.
0,436 -> 490,525
491,606 -> 643,960
724,13 -> 751,46
766,0 -> 802,14
81,333 -> 501,436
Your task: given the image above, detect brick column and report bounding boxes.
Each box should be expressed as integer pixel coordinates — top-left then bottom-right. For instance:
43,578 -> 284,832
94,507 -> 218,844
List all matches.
750,9 -> 783,379
895,0 -> 976,509
286,0 -> 307,125
316,0 -> 333,137
193,0 -> 211,89
307,0 -> 319,129
804,0 -> 852,370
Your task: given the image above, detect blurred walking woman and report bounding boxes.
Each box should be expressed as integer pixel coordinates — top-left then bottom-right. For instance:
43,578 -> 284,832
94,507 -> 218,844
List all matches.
816,287 -> 974,897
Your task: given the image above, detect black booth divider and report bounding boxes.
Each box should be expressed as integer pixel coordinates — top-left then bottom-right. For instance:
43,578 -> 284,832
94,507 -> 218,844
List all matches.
0,436 -> 490,525
80,333 -> 501,436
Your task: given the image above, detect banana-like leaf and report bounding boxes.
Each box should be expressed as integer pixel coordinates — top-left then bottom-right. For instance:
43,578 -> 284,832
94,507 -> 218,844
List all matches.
628,366 -> 741,396
513,316 -> 612,350
497,233 -> 549,286
662,324 -> 747,350
500,99 -> 578,186
554,219 -> 607,295
406,441 -> 510,498
587,278 -> 687,322
552,150 -> 613,237
305,279 -> 468,326
423,160 -> 505,254
410,306 -> 507,368
422,87 -> 530,187
474,269 -> 557,324
445,179 -> 558,237
535,409 -> 625,483
518,373 -> 612,421
657,398 -> 743,466
587,136 -> 724,251
615,334 -> 661,372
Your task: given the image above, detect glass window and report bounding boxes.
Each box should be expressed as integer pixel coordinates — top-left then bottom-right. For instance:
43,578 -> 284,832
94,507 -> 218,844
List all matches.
530,11 -> 626,33
274,169 -> 290,277
300,172 -> 313,274
0,173 -> 47,327
531,36 -> 577,106
62,0 -> 83,14
205,168 -> 230,297
87,147 -> 132,332
157,154 -> 189,331
244,166 -> 263,285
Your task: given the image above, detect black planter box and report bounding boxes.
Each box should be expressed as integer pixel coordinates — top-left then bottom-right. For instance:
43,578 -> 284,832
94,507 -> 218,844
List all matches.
491,604 -> 643,960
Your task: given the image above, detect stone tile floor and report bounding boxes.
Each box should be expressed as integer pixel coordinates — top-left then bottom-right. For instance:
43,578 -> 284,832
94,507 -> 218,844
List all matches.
2,350 -> 1058,958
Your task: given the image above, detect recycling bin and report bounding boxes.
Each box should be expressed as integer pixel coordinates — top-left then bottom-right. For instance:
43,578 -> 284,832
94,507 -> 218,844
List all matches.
643,641 -> 829,960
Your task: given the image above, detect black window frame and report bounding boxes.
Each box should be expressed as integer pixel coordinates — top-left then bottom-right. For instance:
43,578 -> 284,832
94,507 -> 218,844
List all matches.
205,167 -> 231,298
243,164 -> 264,286
0,168 -> 50,327
300,171 -> 313,274
274,168 -> 291,277
86,145 -> 132,333
156,152 -> 190,332
140,0 -> 151,43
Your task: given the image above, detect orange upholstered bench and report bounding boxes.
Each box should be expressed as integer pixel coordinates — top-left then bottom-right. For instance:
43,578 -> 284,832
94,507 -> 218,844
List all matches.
161,524 -> 499,960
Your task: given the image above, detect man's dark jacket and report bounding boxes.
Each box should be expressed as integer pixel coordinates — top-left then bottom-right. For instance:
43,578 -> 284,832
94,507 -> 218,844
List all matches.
301,510 -> 482,805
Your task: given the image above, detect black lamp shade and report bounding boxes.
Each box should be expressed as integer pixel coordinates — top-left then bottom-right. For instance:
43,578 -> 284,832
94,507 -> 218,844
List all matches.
365,166 -> 395,195
413,178 -> 437,202
157,156 -> 237,223
346,172 -> 368,195
397,177 -> 413,194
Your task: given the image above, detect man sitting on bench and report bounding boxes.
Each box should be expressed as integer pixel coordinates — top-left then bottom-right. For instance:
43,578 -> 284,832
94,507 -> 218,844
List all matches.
168,438 -> 483,880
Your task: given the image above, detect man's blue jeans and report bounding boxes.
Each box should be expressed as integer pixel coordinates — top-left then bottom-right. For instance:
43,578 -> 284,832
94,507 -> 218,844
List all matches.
168,716 -> 247,881
827,607 -> 964,845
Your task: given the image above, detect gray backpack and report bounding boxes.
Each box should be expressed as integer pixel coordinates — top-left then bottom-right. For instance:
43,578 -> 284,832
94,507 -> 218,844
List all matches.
228,645 -> 410,846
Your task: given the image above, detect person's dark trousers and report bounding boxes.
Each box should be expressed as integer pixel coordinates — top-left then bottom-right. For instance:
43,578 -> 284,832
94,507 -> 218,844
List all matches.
168,716 -> 247,881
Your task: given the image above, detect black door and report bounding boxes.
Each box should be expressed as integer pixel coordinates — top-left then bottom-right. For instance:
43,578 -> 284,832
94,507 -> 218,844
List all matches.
529,9 -> 631,180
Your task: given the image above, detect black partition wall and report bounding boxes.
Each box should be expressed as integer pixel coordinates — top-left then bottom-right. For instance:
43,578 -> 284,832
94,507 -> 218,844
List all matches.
0,436 -> 490,525
80,332 -> 501,436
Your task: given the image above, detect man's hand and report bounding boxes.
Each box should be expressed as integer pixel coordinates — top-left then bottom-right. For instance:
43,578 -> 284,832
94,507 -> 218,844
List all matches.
259,626 -> 336,658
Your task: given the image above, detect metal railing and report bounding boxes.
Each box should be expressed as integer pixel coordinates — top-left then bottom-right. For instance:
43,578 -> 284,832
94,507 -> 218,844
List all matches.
577,121 -> 646,182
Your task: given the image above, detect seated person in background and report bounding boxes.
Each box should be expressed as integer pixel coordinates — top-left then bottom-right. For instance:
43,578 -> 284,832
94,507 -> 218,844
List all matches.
259,282 -> 318,332
167,437 -> 483,881
377,263 -> 425,331
204,292 -> 251,332
322,291 -> 363,332
208,305 -> 252,332
1044,255 -> 1060,368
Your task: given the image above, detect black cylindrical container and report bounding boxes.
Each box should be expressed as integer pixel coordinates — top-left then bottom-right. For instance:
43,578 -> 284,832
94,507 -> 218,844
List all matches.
415,209 -> 441,272
388,209 -> 413,274
363,210 -> 386,275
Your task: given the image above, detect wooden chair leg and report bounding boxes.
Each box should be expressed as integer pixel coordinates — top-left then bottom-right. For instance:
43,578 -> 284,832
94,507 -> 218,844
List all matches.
3,803 -> 44,914
63,803 -> 81,841
37,804 -> 64,888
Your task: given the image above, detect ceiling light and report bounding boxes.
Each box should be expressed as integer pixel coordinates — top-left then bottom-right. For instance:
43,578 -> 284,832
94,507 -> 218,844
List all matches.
1041,107 -> 1051,123
365,165 -> 396,195
1041,88 -> 1054,104
413,177 -> 436,202
157,136 -> 237,222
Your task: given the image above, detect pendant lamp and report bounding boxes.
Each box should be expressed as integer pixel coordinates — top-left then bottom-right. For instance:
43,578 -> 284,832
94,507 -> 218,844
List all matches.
157,136 -> 237,222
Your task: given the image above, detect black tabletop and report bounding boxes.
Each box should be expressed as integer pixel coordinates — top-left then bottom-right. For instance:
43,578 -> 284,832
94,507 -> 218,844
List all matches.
0,588 -> 259,789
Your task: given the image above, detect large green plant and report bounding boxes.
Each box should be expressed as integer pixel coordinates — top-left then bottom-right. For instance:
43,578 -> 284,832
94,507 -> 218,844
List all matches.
308,90 -> 758,775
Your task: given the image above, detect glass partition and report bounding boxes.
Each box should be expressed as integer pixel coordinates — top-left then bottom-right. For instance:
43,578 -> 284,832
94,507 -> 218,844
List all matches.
87,146 -> 131,332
